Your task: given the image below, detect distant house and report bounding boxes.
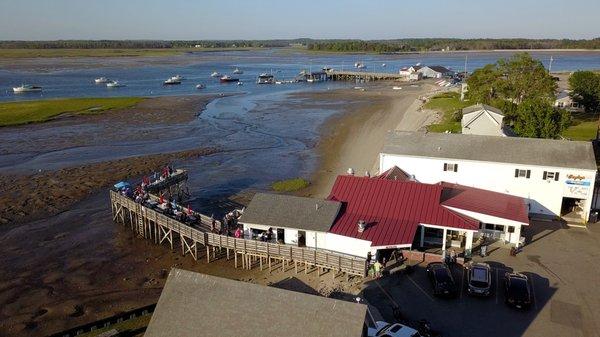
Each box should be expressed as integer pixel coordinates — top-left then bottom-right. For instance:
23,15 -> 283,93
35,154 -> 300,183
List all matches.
145,269 -> 368,337
461,104 -> 510,137
417,65 -> 454,79
399,65 -> 422,76
555,90 -> 584,112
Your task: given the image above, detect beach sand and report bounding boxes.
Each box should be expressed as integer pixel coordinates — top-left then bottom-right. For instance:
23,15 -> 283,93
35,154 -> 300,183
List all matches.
300,82 -> 439,198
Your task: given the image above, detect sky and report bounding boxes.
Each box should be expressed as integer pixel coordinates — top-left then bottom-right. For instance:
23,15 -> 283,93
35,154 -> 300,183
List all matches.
0,0 -> 598,40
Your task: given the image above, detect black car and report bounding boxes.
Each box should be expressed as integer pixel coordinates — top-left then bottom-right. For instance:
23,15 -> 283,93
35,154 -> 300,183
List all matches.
467,262 -> 492,296
504,272 -> 532,309
426,262 -> 457,297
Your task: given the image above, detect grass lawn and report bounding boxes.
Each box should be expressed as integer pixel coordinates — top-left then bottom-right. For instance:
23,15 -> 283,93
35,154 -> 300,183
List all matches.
424,92 -> 471,133
562,120 -> 598,141
0,47 -> 261,58
271,178 -> 310,192
0,97 -> 143,126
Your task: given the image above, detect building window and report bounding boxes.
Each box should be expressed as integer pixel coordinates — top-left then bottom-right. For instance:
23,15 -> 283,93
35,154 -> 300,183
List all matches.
543,171 -> 559,181
514,169 -> 531,179
443,163 -> 458,172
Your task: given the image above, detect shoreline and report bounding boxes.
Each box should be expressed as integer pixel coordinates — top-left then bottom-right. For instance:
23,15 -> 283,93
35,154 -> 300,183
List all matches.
299,82 -> 439,198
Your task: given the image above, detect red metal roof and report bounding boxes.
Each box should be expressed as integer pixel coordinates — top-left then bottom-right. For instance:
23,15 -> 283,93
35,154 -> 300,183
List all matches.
439,182 -> 530,225
375,166 -> 411,181
327,175 -> 480,247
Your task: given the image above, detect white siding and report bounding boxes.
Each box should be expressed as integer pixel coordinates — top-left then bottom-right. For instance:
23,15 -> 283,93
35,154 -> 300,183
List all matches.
325,233 -> 372,258
380,153 -> 597,220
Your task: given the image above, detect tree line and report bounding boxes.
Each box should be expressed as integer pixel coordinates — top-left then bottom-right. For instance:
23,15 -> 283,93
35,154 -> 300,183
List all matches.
306,38 -> 600,53
1,38 -> 599,51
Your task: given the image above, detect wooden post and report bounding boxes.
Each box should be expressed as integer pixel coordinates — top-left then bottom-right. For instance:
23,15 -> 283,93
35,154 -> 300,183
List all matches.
295,261 -> 298,274
259,257 -> 263,270
206,246 -> 210,263
268,257 -> 272,273
234,252 -> 238,268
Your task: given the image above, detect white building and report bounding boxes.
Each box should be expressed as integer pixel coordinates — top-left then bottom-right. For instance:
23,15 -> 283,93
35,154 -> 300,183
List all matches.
380,131 -> 598,223
555,90 -> 585,113
461,104 -> 510,137
417,65 -> 454,79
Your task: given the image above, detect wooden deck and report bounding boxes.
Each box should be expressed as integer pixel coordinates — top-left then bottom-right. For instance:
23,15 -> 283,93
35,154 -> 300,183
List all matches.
110,190 -> 367,278
328,70 -> 406,82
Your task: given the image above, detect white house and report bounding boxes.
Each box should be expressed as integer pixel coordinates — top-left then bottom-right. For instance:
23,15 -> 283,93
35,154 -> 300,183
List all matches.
461,104 -> 509,137
417,65 -> 454,79
555,90 -> 585,113
380,131 -> 598,223
238,193 -> 371,257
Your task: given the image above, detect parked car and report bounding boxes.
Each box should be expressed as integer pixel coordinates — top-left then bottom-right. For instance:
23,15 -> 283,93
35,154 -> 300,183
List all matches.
467,262 -> 492,296
504,272 -> 532,309
368,321 -> 422,337
426,262 -> 457,297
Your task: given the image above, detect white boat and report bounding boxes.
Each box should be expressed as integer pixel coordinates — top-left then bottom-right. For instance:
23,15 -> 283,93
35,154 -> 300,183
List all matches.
13,84 -> 42,93
233,68 -> 243,74
382,63 -> 387,67
357,63 -> 366,69
171,75 -> 183,81
106,81 -> 125,88
210,71 -> 221,78
94,77 -> 110,84
164,78 -> 181,85
237,81 -> 243,86
196,84 -> 206,89
392,86 -> 402,90
256,73 -> 275,84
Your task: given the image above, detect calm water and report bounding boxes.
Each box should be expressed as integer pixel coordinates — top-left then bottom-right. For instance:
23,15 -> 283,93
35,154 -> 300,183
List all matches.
1,49 -> 599,211
1,49 -> 599,102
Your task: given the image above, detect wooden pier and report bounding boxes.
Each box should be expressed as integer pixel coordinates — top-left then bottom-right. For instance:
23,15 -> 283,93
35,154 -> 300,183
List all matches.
327,70 -> 406,82
110,182 -> 367,278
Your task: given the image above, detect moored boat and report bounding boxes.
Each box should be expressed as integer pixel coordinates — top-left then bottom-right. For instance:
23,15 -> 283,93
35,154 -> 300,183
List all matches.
210,71 -> 221,78
106,80 -> 125,88
196,84 -> 206,89
171,75 -> 183,81
94,77 -> 110,84
13,84 -> 42,93
220,75 -> 239,83
233,68 -> 243,74
164,78 -> 181,85
256,73 -> 274,84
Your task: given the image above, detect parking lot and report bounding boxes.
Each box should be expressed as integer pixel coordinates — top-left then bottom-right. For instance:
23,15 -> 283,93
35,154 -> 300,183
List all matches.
362,220 -> 600,337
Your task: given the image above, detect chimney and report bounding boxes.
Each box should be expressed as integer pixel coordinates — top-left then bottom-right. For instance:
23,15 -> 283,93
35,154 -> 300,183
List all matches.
357,220 -> 366,233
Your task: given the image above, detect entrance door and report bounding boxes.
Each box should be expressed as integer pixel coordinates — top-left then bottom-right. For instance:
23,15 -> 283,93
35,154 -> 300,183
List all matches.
297,230 -> 306,247
276,228 -> 285,243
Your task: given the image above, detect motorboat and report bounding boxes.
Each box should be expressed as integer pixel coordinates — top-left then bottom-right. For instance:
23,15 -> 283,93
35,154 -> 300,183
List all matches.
171,75 -> 183,81
94,77 -> 110,84
356,63 -> 366,69
256,73 -> 274,84
106,81 -> 125,88
382,63 -> 387,67
13,84 -> 42,93
210,71 -> 221,78
237,81 -> 243,86
220,75 -> 239,83
164,78 -> 181,85
233,68 -> 243,74
195,84 -> 206,89
392,86 -> 402,90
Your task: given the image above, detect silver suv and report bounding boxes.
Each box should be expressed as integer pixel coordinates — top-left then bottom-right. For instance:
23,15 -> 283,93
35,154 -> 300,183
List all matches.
467,262 -> 492,296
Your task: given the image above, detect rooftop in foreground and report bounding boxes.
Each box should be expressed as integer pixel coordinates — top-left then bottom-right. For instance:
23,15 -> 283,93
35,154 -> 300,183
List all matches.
144,268 -> 367,337
382,131 -> 597,171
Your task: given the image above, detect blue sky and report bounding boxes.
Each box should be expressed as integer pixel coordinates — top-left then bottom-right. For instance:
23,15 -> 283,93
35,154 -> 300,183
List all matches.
0,0 -> 598,40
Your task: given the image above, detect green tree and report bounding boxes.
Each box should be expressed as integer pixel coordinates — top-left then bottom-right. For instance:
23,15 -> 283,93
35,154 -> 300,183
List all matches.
497,53 -> 557,104
465,64 -> 501,104
513,99 -> 570,138
568,71 -> 600,112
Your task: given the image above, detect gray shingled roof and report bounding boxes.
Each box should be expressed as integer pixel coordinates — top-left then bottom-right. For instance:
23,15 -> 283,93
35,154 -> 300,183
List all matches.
240,193 -> 341,232
382,131 -> 597,171
145,269 -> 368,337
462,104 -> 504,116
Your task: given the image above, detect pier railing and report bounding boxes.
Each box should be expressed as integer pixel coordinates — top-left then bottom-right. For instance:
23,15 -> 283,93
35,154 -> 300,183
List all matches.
110,190 -> 367,277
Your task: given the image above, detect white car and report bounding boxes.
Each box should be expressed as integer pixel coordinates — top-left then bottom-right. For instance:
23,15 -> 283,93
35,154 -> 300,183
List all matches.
368,321 -> 422,337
